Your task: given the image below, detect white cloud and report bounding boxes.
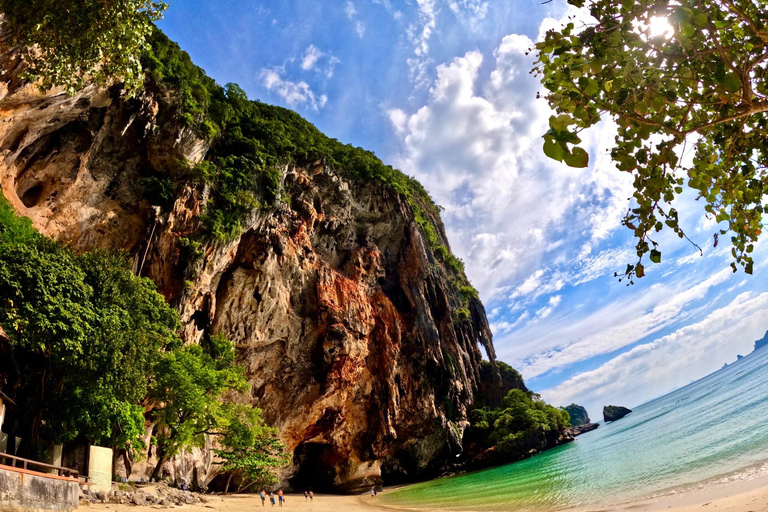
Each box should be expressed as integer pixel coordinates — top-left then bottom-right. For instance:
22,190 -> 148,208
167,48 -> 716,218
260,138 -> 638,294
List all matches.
344,1 -> 358,18
345,2 -> 366,37
511,267 -> 733,378
373,0 -> 402,20
536,295 -> 562,319
355,20 -> 366,37
388,108 -> 408,134
449,0 -> 489,30
259,69 -> 328,110
300,45 -> 341,78
405,0 -> 438,88
408,0 -> 437,56
541,291 -> 768,415
301,45 -> 323,71
491,311 -> 530,335
388,32 -> 633,301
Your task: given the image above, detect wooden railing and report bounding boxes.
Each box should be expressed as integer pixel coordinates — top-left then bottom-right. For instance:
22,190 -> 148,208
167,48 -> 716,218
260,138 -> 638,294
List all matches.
0,453 -> 80,479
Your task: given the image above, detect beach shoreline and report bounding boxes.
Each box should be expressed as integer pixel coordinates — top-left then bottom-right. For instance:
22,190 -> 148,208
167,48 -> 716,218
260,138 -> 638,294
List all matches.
88,471 -> 768,512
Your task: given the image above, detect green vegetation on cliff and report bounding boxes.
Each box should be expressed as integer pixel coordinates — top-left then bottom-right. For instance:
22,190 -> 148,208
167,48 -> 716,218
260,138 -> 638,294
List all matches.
142,30 -> 436,238
2,0 -> 479,301
141,31 -> 476,297
0,194 -> 284,485
563,404 -> 590,427
464,389 -> 570,464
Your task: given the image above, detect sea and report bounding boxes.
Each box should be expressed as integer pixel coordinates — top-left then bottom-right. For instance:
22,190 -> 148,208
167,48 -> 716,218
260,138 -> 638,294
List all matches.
382,345 -> 768,511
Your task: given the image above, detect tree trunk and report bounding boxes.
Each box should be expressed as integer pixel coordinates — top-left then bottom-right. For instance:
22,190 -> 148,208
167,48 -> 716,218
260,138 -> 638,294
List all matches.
224,473 -> 233,495
121,449 -> 133,479
150,450 -> 167,482
238,479 -> 259,493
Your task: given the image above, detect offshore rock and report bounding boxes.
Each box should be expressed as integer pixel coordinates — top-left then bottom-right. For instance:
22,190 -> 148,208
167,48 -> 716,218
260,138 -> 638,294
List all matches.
754,330 -> 768,353
564,404 -> 590,426
603,405 -> 632,422
0,43 -> 500,491
570,422 -> 599,436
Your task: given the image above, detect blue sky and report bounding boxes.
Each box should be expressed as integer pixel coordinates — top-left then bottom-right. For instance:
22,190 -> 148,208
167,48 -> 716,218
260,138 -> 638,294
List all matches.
158,0 -> 768,419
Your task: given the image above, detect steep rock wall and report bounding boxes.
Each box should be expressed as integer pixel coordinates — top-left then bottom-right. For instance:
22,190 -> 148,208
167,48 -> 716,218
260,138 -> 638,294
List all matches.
0,42 -> 499,492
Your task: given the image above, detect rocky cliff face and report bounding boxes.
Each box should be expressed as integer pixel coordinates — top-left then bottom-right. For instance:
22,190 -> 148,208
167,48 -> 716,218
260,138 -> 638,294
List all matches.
564,404 -> 590,426
0,40 -> 500,492
603,405 -> 632,423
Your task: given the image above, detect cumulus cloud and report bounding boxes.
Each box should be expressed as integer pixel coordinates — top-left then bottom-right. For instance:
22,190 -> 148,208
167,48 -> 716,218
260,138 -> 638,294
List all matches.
259,69 -> 328,110
386,4 -> 767,397
388,32 -> 633,301
541,291 -> 768,414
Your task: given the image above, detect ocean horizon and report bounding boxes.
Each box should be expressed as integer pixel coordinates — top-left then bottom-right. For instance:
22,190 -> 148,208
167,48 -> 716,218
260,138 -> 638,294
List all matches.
383,345 -> 768,511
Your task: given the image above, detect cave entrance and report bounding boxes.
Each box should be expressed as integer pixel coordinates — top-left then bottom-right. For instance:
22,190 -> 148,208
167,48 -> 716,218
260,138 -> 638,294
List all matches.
19,183 -> 44,208
289,442 -> 339,492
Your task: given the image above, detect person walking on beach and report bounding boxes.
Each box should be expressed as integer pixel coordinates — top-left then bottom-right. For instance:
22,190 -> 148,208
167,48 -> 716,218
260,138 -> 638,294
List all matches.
278,489 -> 284,507
309,490 -> 314,501
259,490 -> 266,507
304,490 -> 308,501
269,492 -> 276,507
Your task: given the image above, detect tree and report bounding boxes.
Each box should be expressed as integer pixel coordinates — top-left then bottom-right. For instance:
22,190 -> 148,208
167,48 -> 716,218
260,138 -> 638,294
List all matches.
0,234 -> 181,458
0,196 -> 286,486
214,406 -> 289,494
465,389 -> 570,459
0,0 -> 168,94
534,0 -> 768,281
148,335 -> 247,481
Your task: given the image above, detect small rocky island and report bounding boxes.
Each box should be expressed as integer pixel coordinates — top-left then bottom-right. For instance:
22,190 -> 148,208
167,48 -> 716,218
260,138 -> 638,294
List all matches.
564,404 -> 600,435
603,405 -> 632,422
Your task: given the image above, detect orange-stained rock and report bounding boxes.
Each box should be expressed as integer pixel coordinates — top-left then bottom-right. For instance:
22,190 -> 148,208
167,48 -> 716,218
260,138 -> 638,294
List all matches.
0,40 -> 499,492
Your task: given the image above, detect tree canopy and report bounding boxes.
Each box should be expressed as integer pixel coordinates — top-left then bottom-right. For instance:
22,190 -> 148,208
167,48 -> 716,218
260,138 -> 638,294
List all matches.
0,0 -> 167,94
535,0 -> 768,281
465,389 -> 570,459
0,194 -> 180,458
0,194 -> 286,484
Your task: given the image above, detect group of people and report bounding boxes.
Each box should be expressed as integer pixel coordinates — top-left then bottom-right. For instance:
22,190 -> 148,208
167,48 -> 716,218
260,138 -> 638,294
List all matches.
258,489 -> 315,507
259,489 -> 288,507
255,487 -> 382,506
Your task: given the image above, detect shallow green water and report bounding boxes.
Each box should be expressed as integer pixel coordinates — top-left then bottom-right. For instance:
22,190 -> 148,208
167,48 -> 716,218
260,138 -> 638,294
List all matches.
383,347 -> 768,511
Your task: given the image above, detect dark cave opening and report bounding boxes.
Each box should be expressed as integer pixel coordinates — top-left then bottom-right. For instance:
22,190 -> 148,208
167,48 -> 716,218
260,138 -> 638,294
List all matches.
289,442 -> 338,492
19,183 -> 44,208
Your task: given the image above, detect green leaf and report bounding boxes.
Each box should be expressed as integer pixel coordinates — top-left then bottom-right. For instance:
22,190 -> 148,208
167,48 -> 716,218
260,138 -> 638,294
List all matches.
549,114 -> 575,132
543,139 -> 567,161
649,249 -> 661,263
635,263 -> 645,277
722,73 -> 741,92
563,147 -> 589,168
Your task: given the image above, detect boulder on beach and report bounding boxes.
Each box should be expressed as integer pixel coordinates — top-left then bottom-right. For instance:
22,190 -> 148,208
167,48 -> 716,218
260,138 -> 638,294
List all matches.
603,405 -> 632,422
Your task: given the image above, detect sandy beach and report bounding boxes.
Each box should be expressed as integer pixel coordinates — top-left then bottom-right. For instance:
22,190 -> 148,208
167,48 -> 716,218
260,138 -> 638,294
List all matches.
86,474 -> 768,512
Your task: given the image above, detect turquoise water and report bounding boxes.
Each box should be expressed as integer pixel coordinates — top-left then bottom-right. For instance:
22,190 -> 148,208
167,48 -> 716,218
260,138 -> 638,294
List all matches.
384,346 -> 768,511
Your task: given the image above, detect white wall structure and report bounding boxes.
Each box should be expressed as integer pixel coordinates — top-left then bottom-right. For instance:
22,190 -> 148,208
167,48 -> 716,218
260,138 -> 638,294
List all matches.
87,446 -> 113,492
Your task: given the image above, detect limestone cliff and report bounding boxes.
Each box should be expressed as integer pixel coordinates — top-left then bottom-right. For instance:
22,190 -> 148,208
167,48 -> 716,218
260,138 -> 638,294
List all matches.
603,405 -> 632,423
564,404 -> 590,426
0,36 -> 500,492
